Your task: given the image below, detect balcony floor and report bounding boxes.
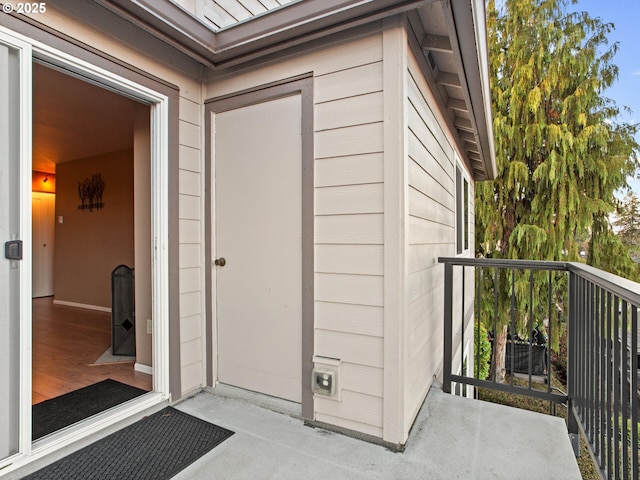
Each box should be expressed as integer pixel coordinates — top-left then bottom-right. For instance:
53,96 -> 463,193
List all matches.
7,385 -> 581,479
170,385 -> 581,479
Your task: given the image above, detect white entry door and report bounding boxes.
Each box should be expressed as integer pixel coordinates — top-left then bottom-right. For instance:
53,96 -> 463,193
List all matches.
32,192 -> 55,298
0,33 -> 32,462
214,94 -> 302,403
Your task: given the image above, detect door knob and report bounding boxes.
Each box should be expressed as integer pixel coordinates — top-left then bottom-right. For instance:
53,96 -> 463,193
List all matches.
215,257 -> 226,267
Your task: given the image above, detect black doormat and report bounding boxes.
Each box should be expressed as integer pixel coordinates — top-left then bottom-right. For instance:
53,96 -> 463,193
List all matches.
23,407 -> 234,480
33,379 -> 148,440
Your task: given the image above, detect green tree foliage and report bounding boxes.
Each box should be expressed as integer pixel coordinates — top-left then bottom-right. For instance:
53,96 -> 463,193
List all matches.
474,322 -> 492,381
613,193 -> 640,247
477,0 -> 639,380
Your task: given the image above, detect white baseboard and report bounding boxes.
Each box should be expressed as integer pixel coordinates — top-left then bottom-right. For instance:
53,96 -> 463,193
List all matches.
135,363 -> 153,375
53,299 -> 111,313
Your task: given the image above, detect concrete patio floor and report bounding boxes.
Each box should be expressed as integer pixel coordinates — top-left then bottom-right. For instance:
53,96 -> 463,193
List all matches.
172,385 -> 581,480
6,385 -> 581,479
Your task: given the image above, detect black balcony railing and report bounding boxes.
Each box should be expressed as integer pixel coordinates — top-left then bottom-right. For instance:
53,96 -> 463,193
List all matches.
440,257 -> 639,480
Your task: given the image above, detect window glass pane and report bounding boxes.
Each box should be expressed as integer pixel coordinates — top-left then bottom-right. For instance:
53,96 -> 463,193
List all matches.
0,41 -> 22,459
464,179 -> 469,250
456,167 -> 462,254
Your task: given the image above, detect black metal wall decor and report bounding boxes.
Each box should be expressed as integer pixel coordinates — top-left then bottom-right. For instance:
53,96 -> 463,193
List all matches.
78,173 -> 105,212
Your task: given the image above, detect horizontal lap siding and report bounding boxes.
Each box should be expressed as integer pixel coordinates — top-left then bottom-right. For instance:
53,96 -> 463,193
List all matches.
314,36 -> 385,439
403,49 -> 458,434
206,29 -> 385,437
179,95 -> 205,394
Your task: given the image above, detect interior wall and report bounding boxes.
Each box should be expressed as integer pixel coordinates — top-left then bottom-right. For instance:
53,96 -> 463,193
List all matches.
134,105 -> 153,367
53,149 -> 134,309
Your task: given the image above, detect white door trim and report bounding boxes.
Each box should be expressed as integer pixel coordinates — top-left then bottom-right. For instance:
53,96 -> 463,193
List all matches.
0,25 -> 171,470
0,29 -> 35,466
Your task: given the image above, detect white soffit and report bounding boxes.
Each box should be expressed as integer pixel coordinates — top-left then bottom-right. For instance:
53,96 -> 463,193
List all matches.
171,0 -> 298,32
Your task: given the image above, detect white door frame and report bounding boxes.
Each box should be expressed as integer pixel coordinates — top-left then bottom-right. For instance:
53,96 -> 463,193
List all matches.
0,25 -> 171,469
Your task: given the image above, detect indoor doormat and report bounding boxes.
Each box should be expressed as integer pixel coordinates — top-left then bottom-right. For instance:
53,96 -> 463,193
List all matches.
23,407 -> 234,480
90,346 -> 136,365
32,379 -> 148,440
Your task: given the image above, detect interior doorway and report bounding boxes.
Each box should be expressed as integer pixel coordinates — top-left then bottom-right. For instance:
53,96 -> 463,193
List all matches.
31,62 -> 153,436
31,190 -> 54,298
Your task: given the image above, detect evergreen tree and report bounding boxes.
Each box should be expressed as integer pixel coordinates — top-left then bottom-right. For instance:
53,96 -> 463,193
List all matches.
478,0 -> 639,382
613,193 -> 640,248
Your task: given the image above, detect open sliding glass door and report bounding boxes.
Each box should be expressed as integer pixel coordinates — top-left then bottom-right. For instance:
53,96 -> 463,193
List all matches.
0,32 -> 32,463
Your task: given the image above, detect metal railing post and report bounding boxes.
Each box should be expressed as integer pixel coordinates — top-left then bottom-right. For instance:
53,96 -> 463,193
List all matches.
567,270 -> 580,456
443,261 -> 453,394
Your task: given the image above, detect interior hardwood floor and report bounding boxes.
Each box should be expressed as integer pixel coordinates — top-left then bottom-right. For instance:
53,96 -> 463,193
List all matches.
32,297 -> 152,404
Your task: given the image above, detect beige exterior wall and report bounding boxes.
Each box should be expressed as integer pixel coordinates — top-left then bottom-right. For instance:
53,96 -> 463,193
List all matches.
19,4 -> 206,396
402,43 -> 476,438
17,4 -> 482,443
206,25 -> 386,438
206,19 -> 477,443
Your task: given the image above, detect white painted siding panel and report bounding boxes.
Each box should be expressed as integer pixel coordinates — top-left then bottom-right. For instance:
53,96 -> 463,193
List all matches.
181,338 -> 202,367
315,330 -> 383,368
180,96 -> 201,126
316,244 -> 383,276
179,218 -> 200,244
315,390 -> 383,427
407,74 -> 453,162
408,160 -> 453,212
180,363 -> 203,396
314,62 -> 383,104
402,45 -> 465,438
179,291 -> 201,319
314,413 -> 382,438
315,123 -> 384,159
408,131 -> 453,198
315,92 -> 383,131
315,302 -> 383,337
316,184 -> 383,215
179,193 -> 201,220
408,187 -> 454,226
179,170 -> 200,196
180,314 -> 202,343
315,273 -> 383,307
408,216 -> 453,245
407,243 -> 450,274
342,363 -> 384,397
179,145 -> 200,173
179,244 -> 201,269
315,214 -> 384,245
179,267 -> 201,294
315,153 -> 384,187
179,120 -> 200,149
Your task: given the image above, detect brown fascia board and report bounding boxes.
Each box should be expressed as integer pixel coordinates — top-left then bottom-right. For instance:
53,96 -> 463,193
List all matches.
100,0 -> 433,65
448,0 -> 497,180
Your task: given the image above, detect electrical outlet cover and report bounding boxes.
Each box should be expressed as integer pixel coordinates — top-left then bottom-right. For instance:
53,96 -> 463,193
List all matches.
312,368 -> 336,396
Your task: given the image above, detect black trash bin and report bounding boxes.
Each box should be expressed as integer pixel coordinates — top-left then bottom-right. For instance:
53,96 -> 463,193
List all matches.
111,265 -> 136,356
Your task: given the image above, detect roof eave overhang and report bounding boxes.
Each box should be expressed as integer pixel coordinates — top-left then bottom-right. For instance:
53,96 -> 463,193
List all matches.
446,0 -> 497,180
97,0 -> 496,180
97,0 -> 432,67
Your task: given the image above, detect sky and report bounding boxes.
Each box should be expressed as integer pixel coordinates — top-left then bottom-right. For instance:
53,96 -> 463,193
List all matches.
570,0 -> 640,195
